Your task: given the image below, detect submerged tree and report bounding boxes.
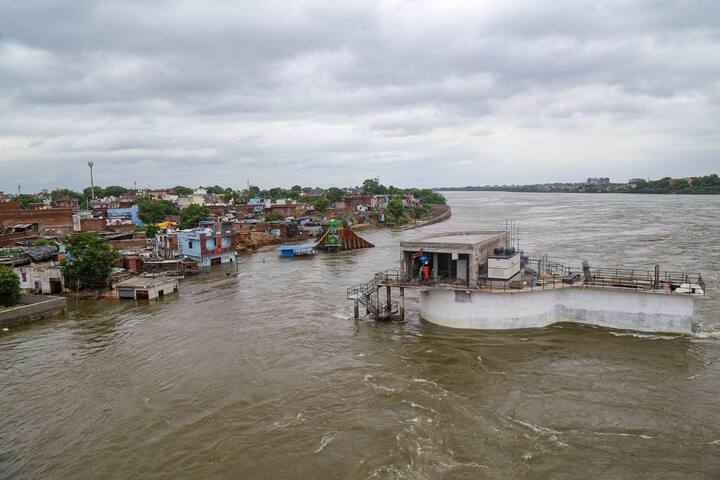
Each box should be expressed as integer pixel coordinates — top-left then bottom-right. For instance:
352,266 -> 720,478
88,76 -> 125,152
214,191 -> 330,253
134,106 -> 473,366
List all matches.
60,233 -> 119,290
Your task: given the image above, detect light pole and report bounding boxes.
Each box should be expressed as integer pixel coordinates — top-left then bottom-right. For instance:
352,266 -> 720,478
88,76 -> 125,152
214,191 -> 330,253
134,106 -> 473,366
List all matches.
88,161 -> 95,200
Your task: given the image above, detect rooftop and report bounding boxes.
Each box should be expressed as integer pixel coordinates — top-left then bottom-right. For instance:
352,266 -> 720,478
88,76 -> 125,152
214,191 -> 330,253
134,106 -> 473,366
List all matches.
117,275 -> 179,289
401,231 -> 504,249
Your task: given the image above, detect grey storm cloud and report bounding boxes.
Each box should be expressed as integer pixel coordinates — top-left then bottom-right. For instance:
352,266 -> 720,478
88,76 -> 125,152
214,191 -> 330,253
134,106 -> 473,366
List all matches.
1,0 -> 719,191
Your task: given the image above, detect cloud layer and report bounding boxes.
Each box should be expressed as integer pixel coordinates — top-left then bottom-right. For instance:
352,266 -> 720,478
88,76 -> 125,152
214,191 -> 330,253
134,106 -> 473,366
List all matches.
1,0 -> 719,191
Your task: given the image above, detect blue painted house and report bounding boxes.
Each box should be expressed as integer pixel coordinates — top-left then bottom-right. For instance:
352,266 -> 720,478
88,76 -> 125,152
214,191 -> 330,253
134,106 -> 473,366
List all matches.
177,228 -> 237,267
108,206 -> 143,226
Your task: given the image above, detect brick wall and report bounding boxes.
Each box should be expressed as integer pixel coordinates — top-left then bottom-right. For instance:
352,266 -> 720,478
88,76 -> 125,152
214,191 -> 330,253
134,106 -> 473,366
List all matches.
0,208 -> 74,234
80,218 -> 106,231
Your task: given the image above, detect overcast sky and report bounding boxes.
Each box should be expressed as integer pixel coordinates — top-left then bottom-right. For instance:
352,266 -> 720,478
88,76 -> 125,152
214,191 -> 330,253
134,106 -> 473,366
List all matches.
1,0 -> 719,192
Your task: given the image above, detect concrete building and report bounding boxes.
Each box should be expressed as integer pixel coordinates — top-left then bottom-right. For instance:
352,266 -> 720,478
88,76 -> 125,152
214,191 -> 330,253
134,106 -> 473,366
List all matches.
117,276 -> 179,300
14,264 -> 64,294
177,228 -> 237,267
400,231 -> 505,289
107,206 -> 143,226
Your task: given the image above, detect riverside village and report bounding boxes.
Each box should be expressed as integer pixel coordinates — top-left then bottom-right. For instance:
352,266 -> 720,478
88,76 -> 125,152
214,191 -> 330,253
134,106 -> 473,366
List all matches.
0,175 -> 450,327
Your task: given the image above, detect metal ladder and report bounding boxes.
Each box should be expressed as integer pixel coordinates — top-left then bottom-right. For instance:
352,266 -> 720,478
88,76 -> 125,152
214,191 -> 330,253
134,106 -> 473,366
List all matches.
347,271 -> 399,320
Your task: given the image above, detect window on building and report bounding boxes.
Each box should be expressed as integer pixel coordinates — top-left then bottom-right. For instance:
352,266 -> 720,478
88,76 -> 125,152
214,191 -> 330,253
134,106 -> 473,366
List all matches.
188,241 -> 193,249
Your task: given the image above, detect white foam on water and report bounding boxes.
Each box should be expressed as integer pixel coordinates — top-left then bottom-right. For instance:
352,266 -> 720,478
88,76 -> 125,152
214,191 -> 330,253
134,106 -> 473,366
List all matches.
693,331 -> 720,339
511,418 -> 560,435
609,331 -> 679,340
412,378 -> 437,386
267,412 -> 305,432
373,384 -> 396,393
314,431 -> 336,454
592,431 -> 653,439
401,399 -> 438,415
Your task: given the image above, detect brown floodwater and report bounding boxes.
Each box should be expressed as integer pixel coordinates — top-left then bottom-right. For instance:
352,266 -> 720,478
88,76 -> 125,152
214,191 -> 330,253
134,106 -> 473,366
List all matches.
1,192 -> 719,479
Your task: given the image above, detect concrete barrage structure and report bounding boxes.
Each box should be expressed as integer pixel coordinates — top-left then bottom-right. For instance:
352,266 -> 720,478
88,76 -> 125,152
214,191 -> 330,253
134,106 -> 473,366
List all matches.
348,230 -> 706,334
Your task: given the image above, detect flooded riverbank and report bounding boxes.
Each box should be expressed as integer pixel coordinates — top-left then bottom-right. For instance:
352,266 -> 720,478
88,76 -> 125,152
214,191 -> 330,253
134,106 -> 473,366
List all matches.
1,192 -> 719,479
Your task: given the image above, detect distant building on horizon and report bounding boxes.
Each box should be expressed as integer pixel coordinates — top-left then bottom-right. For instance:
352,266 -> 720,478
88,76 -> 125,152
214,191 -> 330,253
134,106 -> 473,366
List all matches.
586,177 -> 610,185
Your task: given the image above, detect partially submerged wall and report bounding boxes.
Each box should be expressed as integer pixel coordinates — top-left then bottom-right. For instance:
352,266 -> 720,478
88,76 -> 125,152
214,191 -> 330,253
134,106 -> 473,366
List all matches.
0,294 -> 67,329
419,287 -> 694,334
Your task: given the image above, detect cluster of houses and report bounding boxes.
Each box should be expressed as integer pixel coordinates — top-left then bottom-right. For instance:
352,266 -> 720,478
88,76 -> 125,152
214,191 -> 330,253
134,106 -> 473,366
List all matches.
0,186 -> 425,299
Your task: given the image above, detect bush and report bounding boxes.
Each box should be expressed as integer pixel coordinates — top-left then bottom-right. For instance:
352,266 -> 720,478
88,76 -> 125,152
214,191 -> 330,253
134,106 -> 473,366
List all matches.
0,264 -> 21,306
411,204 -> 431,219
32,238 -> 57,247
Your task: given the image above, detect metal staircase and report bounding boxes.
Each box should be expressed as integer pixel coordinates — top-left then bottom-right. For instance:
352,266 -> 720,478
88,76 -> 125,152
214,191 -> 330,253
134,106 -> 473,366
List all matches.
347,271 -> 399,320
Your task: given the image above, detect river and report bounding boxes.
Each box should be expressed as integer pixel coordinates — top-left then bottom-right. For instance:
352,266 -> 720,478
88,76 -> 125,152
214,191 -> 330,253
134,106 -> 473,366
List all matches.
1,192 -> 719,479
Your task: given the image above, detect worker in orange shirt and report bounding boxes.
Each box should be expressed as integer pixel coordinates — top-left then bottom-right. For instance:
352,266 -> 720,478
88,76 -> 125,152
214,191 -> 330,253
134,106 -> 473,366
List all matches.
421,261 -> 430,282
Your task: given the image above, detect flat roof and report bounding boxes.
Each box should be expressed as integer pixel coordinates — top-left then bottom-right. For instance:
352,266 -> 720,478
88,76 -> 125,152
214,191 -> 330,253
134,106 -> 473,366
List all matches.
117,276 -> 179,288
401,231 -> 504,249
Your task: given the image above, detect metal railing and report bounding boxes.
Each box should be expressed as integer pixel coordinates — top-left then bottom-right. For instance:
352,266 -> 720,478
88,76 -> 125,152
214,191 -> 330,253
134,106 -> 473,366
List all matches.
358,264 -> 705,296
347,270 -> 400,319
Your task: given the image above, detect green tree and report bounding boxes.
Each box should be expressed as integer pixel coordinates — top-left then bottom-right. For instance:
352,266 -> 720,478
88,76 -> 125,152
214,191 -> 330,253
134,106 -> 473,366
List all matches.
14,194 -> 40,209
139,225 -> 160,238
103,185 -> 129,197
362,178 -> 388,194
0,264 -> 21,306
82,186 -> 104,201
180,204 -> 210,229
288,185 -> 303,200
206,185 -> 225,195
385,198 -> 406,225
312,196 -> 331,213
51,188 -> 79,203
268,187 -> 286,200
173,185 -> 194,195
325,187 -> 345,203
60,233 -> 119,290
138,199 -> 178,224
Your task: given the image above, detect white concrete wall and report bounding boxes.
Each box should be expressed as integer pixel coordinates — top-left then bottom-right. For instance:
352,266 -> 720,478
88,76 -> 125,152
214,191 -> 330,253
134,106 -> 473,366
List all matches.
419,287 -> 694,334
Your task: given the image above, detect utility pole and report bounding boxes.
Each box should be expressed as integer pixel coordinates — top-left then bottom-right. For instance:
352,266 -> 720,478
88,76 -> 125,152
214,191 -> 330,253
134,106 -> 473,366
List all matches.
88,161 -> 95,200
17,184 -> 21,196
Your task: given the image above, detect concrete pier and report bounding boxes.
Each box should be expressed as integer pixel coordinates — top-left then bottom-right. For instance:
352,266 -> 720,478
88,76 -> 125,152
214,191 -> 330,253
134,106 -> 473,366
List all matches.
419,287 -> 694,334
